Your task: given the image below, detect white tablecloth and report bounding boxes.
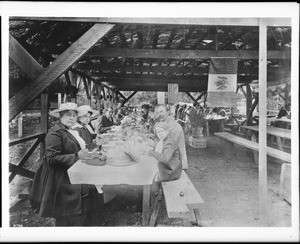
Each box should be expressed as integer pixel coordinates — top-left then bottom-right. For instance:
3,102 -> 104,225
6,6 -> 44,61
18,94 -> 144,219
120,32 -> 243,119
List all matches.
68,156 -> 159,186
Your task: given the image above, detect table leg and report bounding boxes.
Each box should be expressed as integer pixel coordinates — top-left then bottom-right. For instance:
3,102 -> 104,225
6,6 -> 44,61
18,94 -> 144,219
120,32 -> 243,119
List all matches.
276,136 -> 283,150
251,133 -> 258,165
219,119 -> 224,132
206,120 -> 209,136
142,185 -> 151,226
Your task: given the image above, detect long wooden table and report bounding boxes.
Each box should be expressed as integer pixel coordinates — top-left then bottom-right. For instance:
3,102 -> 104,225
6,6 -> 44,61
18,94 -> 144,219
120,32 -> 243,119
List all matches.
241,125 -> 291,151
68,155 -> 159,226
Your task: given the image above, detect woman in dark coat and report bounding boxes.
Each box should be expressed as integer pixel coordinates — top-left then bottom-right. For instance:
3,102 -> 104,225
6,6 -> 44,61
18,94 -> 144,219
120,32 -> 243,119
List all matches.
29,102 -> 104,226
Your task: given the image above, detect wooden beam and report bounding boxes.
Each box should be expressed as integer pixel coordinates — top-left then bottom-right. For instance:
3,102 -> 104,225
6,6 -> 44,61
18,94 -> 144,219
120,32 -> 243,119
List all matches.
83,77 -> 91,99
166,27 -> 177,49
87,48 -> 291,60
9,34 -> 43,80
9,23 -> 115,122
152,28 -> 160,49
70,68 -> 113,91
96,73 -> 208,80
11,17 -> 292,27
9,164 -> 35,181
102,79 -> 208,87
196,92 -> 206,102
115,85 -> 206,93
9,137 -> 42,182
246,84 -> 252,125
9,133 -> 45,147
75,62 -> 289,77
116,91 -> 126,100
64,71 -> 72,98
39,92 -> 48,159
123,91 -> 138,104
258,19 -> 268,224
75,63 -> 208,74
185,92 -> 197,102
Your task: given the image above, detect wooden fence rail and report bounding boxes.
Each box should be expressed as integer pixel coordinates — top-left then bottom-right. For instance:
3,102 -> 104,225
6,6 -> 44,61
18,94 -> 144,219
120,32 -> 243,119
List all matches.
9,133 -> 46,182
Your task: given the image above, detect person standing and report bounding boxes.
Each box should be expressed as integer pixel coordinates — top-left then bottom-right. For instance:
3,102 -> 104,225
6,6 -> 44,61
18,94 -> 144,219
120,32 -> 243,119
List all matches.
29,102 -> 104,226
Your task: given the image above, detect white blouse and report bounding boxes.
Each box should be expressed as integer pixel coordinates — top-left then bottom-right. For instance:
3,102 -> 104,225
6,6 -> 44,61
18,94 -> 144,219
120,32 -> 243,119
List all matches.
67,129 -> 86,150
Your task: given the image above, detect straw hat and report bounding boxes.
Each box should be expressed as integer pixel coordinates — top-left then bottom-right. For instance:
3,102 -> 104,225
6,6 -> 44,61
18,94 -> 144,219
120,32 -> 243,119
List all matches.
77,105 -> 99,118
49,102 -> 79,118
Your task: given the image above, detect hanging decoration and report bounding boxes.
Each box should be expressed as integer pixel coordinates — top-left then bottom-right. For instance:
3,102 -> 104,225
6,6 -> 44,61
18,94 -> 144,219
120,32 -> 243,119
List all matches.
206,57 -> 238,107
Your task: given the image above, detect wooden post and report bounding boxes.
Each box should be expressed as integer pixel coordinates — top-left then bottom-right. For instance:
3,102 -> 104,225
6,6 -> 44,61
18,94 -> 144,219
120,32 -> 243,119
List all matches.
40,92 -> 48,159
157,92 -> 165,104
258,18 -> 268,224
17,112 -> 23,138
57,93 -> 61,108
246,84 -> 252,125
88,79 -> 92,106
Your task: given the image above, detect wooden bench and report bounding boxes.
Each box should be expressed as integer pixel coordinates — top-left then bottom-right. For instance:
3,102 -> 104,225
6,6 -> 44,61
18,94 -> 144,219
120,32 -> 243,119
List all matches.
149,171 -> 204,226
214,132 -> 291,163
279,163 -> 291,204
225,123 -> 240,133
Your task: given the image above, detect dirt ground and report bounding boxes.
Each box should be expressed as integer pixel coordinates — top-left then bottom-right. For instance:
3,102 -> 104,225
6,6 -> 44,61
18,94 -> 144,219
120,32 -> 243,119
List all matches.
9,129 -> 291,228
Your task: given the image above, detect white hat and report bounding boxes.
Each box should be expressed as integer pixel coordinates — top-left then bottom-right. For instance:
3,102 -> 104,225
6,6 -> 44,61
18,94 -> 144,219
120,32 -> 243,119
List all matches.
49,102 -> 79,118
77,105 -> 99,118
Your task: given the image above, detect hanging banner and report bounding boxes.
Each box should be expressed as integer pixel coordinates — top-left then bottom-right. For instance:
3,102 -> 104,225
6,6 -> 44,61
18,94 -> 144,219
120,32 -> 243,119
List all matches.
206,57 -> 238,107
168,83 -> 179,104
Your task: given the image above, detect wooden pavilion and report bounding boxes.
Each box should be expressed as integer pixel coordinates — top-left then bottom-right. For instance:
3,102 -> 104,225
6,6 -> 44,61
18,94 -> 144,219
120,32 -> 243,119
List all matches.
8,17 -> 292,223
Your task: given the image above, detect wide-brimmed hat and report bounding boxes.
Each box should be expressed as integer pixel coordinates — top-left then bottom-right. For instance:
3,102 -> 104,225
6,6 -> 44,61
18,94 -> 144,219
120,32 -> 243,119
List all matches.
77,105 -> 99,118
49,102 -> 79,118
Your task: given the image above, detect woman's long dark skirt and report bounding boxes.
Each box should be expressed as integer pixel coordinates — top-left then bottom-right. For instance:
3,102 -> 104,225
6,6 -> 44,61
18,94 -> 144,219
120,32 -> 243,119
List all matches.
55,185 -> 104,226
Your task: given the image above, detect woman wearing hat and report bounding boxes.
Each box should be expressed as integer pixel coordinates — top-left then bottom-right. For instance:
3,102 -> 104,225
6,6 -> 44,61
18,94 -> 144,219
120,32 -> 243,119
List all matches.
29,102 -> 104,226
72,105 -> 100,150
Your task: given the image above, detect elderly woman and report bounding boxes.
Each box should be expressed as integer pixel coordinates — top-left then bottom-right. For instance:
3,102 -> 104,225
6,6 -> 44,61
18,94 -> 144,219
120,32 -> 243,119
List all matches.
29,102 -> 104,226
148,121 -> 182,182
72,105 -> 100,150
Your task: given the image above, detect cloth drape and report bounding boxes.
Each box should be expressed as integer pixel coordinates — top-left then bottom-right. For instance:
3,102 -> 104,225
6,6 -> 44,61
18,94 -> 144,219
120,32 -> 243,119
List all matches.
207,57 -> 238,107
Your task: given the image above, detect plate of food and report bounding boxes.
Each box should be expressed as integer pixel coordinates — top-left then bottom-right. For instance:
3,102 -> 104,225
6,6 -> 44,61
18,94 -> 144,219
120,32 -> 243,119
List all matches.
83,152 -> 107,166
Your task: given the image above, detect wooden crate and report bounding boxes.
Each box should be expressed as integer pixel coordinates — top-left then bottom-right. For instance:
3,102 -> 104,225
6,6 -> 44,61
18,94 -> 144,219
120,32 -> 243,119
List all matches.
189,136 -> 206,148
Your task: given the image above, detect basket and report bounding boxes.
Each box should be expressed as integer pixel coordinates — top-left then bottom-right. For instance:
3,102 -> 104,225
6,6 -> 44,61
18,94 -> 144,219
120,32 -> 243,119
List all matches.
189,136 -> 206,148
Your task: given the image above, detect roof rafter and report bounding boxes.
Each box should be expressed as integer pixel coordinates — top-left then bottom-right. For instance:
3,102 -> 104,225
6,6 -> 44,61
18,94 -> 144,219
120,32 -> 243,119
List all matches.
11,17 -> 292,27
86,48 -> 291,60
9,23 -> 115,122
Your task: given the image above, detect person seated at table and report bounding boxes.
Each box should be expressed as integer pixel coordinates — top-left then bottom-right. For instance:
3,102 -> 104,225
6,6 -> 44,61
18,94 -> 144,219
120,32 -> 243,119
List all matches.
148,122 -> 182,183
29,102 -> 104,226
153,104 -> 188,170
141,104 -> 150,123
113,107 -> 125,125
72,105 -> 100,150
277,103 -> 290,119
96,107 -> 115,134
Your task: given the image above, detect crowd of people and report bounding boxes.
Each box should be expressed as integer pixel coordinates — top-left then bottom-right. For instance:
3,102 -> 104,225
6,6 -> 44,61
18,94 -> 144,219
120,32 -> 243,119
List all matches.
29,102 -> 187,226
